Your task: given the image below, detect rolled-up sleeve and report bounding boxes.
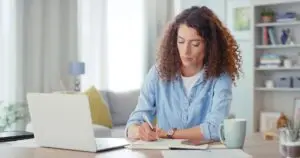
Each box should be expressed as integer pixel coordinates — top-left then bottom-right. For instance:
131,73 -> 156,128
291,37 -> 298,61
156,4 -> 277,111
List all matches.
125,66 -> 158,137
199,74 -> 232,140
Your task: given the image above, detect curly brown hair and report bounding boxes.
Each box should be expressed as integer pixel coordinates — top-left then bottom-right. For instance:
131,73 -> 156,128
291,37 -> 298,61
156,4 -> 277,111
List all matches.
156,6 -> 242,83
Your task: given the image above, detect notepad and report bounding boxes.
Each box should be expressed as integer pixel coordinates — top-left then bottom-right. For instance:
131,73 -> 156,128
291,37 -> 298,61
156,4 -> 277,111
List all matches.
162,149 -> 252,158
125,139 -> 224,150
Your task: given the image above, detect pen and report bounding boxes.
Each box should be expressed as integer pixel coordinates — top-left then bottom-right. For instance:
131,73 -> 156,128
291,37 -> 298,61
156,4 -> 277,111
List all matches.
142,114 -> 154,130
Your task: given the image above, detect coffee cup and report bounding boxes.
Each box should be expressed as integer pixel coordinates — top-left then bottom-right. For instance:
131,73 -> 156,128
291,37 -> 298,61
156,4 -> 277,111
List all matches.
219,118 -> 247,149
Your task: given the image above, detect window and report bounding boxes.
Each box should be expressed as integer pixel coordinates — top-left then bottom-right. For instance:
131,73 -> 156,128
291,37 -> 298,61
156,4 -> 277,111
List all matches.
107,0 -> 146,92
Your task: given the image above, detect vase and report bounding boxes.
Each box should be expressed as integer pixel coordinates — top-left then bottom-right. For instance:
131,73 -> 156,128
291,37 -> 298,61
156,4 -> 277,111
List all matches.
262,16 -> 273,23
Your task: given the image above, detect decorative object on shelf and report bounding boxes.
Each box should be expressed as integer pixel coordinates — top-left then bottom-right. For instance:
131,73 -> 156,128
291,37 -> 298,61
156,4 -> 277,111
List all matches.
261,8 -> 275,23
260,112 -> 281,132
69,61 -> 85,92
259,53 -> 282,68
292,76 -> 300,88
296,52 -> 300,66
293,98 -> 300,128
275,76 -> 292,88
280,28 -> 294,45
277,112 -> 289,129
265,80 -> 274,88
261,112 -> 280,140
0,102 -> 29,132
283,59 -> 292,68
276,12 -> 297,22
226,0 -> 251,40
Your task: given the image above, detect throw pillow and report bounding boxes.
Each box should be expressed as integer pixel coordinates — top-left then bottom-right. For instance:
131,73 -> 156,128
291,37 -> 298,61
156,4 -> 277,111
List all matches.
84,86 -> 113,128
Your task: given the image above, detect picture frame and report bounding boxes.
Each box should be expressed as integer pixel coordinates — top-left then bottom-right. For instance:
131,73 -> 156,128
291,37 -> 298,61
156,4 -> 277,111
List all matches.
293,98 -> 300,125
260,112 -> 281,132
226,0 -> 252,41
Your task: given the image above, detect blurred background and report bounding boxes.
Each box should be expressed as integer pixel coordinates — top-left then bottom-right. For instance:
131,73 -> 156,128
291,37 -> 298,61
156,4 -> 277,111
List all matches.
1,0 -> 300,137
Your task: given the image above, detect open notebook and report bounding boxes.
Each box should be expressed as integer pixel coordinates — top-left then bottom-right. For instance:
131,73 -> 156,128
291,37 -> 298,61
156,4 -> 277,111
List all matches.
125,139 -> 226,150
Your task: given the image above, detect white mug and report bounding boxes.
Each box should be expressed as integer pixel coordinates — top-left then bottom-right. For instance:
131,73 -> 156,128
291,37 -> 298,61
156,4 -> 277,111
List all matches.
219,118 -> 247,149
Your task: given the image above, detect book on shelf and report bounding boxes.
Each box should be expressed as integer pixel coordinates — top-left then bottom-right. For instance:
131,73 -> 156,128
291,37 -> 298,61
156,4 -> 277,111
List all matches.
262,27 -> 277,45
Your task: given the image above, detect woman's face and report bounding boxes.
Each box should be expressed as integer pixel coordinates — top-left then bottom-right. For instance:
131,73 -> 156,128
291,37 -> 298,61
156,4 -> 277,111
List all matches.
177,24 -> 205,68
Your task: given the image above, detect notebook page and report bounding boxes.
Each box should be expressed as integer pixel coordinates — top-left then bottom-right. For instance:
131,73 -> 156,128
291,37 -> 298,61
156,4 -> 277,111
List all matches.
126,139 -> 208,150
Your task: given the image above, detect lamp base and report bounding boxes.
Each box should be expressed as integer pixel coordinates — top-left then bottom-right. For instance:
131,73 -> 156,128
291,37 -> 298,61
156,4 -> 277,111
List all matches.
74,77 -> 81,92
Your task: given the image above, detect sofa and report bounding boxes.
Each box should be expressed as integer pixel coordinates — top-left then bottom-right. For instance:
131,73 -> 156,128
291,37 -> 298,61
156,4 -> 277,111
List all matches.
26,90 -> 140,138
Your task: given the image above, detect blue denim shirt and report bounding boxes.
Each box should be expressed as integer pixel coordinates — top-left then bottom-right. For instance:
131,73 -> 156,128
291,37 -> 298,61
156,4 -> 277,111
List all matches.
126,65 -> 232,140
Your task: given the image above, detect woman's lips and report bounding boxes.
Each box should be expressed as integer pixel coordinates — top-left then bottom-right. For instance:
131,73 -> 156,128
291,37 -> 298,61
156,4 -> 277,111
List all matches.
183,57 -> 193,61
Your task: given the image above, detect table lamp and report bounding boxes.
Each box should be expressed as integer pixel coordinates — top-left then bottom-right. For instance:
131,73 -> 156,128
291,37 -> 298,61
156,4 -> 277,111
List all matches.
69,61 -> 85,92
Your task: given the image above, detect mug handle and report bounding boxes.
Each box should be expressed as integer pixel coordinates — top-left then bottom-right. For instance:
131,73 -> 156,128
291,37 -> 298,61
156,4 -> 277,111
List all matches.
219,123 -> 225,144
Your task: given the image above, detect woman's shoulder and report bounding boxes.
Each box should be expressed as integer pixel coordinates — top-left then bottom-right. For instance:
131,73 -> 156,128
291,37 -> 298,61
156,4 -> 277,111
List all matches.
145,64 -> 160,82
212,72 -> 233,88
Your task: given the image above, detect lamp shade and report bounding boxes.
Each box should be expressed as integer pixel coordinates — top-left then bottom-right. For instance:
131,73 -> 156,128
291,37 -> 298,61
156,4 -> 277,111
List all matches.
69,61 -> 85,76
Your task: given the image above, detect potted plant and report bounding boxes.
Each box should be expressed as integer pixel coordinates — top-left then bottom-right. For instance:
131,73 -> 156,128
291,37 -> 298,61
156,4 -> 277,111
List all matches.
279,118 -> 300,157
0,102 -> 29,132
261,8 -> 275,23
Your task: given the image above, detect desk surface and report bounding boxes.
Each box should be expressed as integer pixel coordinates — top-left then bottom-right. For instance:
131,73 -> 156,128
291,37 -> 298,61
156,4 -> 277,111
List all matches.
0,133 -> 280,158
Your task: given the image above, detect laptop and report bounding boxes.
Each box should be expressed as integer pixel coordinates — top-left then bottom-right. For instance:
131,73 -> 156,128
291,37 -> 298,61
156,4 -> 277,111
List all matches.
26,93 -> 129,152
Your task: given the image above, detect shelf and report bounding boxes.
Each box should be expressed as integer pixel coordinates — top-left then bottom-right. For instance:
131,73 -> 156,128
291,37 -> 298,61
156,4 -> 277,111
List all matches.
255,67 -> 300,71
255,44 -> 300,49
255,21 -> 300,27
255,87 -> 300,92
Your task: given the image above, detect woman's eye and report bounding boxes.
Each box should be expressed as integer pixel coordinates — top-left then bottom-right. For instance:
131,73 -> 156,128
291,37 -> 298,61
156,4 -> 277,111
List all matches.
192,42 -> 200,47
177,40 -> 184,44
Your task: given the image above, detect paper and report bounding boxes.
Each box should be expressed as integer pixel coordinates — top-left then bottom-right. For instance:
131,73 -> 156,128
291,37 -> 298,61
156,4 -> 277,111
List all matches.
162,149 -> 252,158
125,139 -> 209,150
7,139 -> 38,148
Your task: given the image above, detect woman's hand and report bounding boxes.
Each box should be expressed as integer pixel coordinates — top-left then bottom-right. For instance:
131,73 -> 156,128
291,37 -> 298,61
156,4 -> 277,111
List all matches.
156,127 -> 168,138
138,123 -> 158,141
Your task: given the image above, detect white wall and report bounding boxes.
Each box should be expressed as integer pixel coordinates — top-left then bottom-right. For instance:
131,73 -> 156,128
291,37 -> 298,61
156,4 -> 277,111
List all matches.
176,0 -> 226,23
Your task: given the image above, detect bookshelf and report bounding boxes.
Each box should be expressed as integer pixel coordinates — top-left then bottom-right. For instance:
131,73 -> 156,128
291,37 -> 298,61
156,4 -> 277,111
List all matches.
255,67 -> 300,71
255,87 -> 300,92
253,1 -> 300,132
255,21 -> 300,27
255,44 -> 300,49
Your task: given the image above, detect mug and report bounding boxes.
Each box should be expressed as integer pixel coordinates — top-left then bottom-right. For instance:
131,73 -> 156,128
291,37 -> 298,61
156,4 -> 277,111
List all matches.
219,118 -> 247,149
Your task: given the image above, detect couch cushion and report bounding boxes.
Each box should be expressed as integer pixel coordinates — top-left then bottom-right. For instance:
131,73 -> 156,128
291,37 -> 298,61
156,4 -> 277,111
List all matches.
84,86 -> 113,128
93,125 -> 111,138
107,90 -> 139,126
111,125 -> 126,138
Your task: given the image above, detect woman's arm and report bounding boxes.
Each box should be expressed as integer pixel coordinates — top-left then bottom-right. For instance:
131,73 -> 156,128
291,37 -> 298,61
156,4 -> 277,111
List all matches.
159,74 -> 232,140
125,66 -> 158,139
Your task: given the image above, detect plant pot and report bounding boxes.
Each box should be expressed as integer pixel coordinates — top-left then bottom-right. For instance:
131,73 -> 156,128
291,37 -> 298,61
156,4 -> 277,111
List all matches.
262,16 -> 273,23
4,120 -> 26,131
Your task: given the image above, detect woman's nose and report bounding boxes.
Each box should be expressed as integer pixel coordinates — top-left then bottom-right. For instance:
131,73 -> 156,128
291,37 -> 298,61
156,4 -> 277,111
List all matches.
183,44 -> 191,55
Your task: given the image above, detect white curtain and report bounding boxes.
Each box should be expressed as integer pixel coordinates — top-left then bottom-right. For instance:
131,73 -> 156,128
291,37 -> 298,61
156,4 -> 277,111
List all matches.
22,0 -> 78,96
0,0 -> 78,104
78,0 -> 175,92
0,0 -> 19,104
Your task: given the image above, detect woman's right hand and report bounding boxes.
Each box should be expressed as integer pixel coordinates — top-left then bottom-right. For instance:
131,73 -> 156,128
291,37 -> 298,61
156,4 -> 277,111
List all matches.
138,122 -> 158,141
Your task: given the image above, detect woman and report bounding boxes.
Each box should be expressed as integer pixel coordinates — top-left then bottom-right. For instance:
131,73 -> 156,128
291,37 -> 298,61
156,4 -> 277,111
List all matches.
126,6 -> 242,141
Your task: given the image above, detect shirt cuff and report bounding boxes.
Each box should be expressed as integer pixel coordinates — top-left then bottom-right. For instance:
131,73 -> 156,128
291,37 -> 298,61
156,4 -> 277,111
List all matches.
199,123 -> 211,140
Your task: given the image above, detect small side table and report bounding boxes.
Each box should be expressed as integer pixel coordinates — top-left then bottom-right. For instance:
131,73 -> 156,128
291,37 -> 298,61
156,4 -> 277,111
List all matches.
0,131 -> 34,142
